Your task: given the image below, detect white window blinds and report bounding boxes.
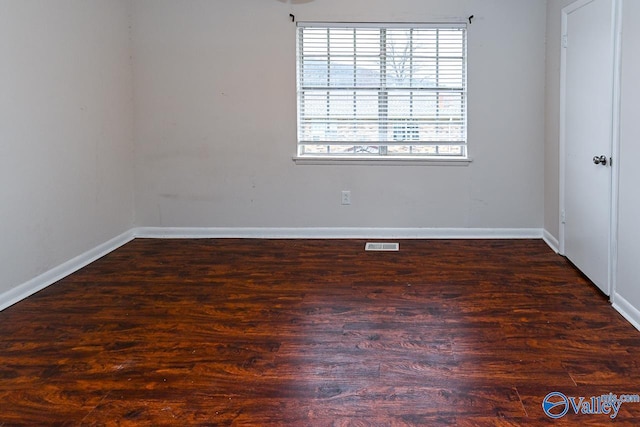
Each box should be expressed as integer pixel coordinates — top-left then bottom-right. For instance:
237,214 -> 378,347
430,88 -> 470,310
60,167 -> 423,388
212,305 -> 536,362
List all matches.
296,22 -> 467,159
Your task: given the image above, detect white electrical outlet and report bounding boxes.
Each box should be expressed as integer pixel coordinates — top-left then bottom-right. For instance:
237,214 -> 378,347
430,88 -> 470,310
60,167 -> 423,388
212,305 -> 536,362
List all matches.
341,190 -> 351,205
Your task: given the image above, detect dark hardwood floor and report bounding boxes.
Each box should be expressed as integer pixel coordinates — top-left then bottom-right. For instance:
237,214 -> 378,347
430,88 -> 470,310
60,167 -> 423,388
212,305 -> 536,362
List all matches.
1,239 -> 640,426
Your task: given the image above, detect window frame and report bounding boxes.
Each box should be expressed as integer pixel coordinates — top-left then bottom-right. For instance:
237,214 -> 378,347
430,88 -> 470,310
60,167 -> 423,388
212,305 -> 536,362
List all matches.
293,21 -> 470,165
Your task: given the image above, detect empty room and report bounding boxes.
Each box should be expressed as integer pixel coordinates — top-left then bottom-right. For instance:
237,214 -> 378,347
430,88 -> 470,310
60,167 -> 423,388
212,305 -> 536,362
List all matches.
2,0 -> 640,424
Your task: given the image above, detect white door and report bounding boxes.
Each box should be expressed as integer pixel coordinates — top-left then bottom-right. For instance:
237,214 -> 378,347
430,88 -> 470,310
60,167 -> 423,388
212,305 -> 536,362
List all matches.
560,0 -> 615,295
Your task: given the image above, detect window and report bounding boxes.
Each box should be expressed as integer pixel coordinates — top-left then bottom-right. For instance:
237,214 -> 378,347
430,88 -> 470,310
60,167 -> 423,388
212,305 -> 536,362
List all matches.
296,22 -> 467,161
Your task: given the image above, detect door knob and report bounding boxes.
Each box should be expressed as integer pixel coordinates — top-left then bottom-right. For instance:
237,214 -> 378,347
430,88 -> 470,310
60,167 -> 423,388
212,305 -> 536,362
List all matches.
593,155 -> 608,166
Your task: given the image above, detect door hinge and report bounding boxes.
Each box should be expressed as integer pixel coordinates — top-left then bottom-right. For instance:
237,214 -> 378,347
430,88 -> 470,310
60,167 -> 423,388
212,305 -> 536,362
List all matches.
561,210 -> 566,224
562,34 -> 568,48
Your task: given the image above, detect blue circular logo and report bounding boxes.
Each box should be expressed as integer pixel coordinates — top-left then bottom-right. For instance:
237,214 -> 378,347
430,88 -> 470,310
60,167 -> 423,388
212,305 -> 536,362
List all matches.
543,392 -> 569,419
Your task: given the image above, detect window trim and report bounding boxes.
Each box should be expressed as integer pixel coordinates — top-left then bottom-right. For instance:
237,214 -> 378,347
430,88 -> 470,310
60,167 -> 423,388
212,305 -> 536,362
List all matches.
292,156 -> 472,166
294,21 -> 469,164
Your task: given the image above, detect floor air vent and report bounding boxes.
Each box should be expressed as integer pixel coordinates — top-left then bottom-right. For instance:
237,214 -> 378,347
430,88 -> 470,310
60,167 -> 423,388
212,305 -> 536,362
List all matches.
365,242 -> 400,252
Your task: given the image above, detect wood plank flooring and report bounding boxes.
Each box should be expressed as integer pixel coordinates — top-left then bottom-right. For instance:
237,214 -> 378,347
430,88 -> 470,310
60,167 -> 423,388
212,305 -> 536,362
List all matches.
1,239 -> 640,425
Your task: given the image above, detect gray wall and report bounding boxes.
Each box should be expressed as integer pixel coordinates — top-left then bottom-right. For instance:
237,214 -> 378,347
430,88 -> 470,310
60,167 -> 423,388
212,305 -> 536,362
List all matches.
132,0 -> 546,229
616,0 -> 640,317
0,1 -> 135,294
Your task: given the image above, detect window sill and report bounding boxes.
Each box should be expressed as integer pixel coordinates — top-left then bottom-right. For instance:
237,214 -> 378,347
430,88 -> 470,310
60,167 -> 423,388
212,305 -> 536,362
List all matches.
292,156 -> 473,166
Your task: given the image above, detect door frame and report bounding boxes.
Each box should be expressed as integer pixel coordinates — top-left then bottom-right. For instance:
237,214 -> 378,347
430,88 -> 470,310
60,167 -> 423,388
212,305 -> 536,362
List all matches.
609,0 -> 624,307
558,0 -> 622,297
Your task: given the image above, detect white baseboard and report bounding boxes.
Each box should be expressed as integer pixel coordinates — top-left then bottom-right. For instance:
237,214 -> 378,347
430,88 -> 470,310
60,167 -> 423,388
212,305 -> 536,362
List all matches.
0,230 -> 135,312
543,229 -> 560,253
612,292 -> 640,333
134,226 -> 544,240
